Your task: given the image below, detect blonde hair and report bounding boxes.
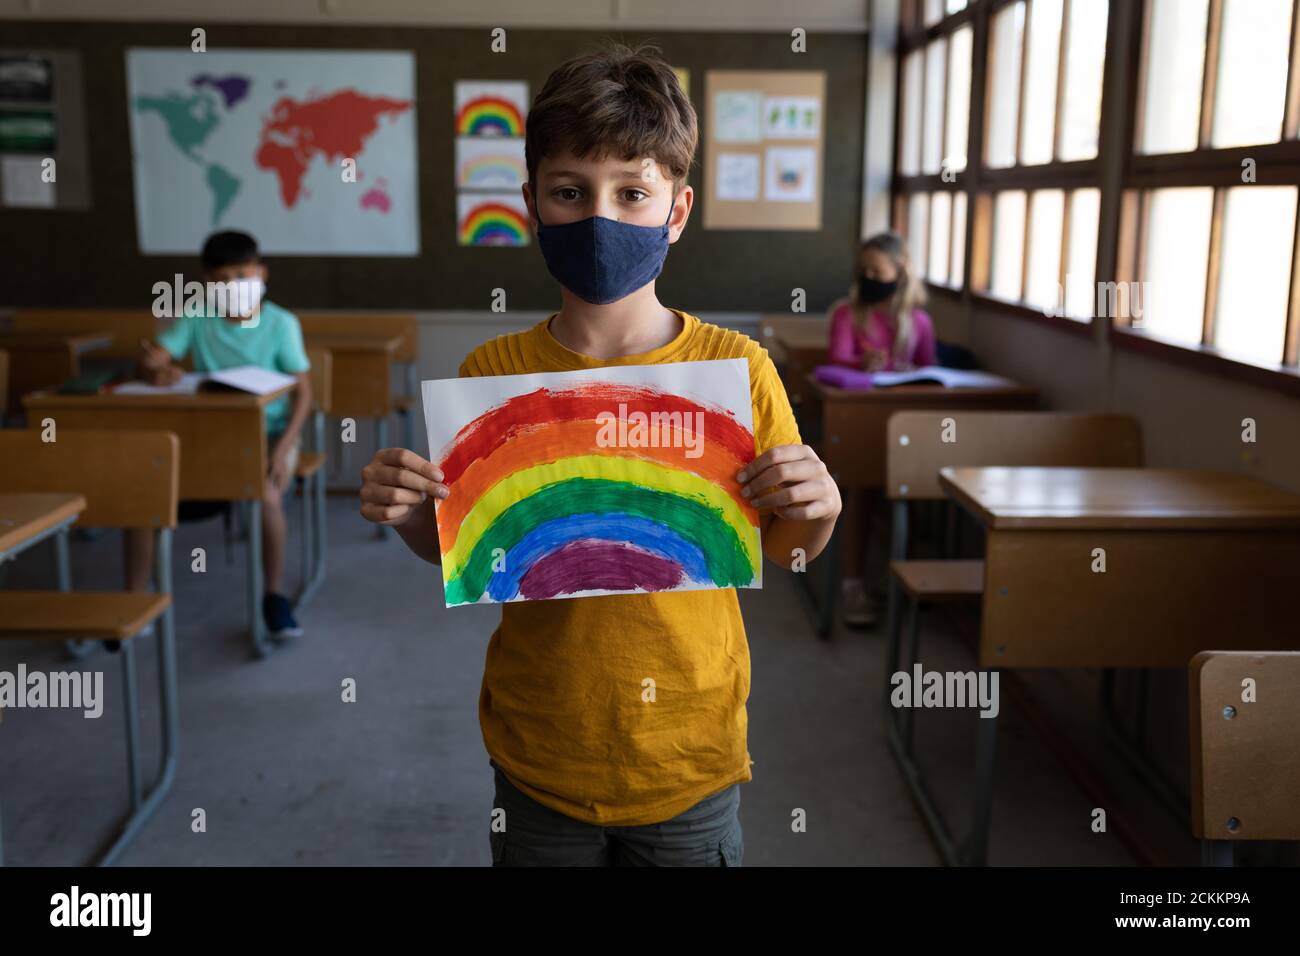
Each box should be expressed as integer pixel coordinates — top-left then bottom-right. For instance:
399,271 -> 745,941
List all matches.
850,231 -> 926,366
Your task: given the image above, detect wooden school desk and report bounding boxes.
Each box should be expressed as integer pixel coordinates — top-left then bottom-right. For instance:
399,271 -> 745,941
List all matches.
795,376 -> 1039,636
22,385 -> 293,657
1189,651 -> 1300,865
302,331 -> 402,454
0,330 -> 112,413
921,466 -> 1300,864
761,316 -> 829,424
0,491 -> 86,865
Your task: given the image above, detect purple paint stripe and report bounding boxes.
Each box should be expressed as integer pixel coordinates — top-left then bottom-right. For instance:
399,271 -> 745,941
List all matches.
517,539 -> 685,600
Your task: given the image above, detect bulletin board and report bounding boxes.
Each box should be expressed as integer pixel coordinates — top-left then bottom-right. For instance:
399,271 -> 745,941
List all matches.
0,49 -> 92,210
703,69 -> 826,231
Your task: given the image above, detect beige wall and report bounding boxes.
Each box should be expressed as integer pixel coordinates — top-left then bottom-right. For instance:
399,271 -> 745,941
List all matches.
927,295 -> 1300,493
0,0 -> 870,31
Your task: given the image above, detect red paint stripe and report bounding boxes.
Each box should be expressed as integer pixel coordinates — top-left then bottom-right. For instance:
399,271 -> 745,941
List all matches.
436,383 -> 754,485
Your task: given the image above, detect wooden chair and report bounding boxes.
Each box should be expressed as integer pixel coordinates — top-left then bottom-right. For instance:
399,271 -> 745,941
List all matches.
295,347 -> 331,608
881,410 -> 1143,866
1190,651 -> 1300,866
10,308 -> 161,361
0,429 -> 180,866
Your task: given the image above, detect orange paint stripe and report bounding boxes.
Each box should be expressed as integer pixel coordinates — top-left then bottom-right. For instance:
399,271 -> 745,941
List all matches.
438,417 -> 750,552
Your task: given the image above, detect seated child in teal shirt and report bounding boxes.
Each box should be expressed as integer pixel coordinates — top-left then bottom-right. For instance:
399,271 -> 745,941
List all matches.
135,229 -> 313,639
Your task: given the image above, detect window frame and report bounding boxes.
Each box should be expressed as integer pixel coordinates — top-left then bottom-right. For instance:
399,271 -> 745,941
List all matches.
1113,0 -> 1300,395
893,0 -> 1300,396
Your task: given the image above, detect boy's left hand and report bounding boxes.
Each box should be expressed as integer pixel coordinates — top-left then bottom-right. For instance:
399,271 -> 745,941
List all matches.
737,444 -> 841,521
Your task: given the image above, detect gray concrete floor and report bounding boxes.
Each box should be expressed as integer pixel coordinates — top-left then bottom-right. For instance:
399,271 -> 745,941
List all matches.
0,494 -> 1200,866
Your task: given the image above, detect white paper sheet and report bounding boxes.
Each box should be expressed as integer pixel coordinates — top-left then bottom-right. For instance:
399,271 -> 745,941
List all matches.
422,359 -> 762,607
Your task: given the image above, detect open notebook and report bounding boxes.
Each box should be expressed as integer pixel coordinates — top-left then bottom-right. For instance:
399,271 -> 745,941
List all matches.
114,365 -> 296,396
814,364 -> 1015,390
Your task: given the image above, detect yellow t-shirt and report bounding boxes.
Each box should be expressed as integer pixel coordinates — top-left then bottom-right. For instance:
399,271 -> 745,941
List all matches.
455,309 -> 802,826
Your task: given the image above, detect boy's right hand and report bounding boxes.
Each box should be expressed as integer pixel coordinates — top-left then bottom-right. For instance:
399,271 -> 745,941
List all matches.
140,339 -> 182,385
360,448 -> 448,527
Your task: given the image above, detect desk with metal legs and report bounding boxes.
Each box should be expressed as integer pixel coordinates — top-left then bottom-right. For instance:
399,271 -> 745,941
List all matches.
796,378 -> 1038,637
888,467 -> 1300,865
23,387 -> 292,657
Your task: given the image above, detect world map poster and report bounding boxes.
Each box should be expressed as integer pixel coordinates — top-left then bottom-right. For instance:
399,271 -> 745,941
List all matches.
126,49 -> 419,255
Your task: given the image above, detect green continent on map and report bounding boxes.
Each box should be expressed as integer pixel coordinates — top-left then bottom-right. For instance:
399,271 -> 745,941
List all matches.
134,92 -> 220,160
206,162 -> 241,225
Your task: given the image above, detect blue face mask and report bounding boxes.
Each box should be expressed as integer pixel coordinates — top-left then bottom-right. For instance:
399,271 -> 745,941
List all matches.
534,201 -> 673,305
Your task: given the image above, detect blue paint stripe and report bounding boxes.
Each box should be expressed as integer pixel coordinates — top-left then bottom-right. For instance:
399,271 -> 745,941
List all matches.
485,512 -> 710,601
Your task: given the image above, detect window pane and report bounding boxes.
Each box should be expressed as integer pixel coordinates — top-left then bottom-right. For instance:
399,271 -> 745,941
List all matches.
1142,188 -> 1213,343
947,0 -> 968,13
945,25 -> 973,173
1059,0 -> 1109,161
1211,0 -> 1293,148
986,2 -> 1026,168
1021,0 -> 1064,165
909,193 -> 931,278
1026,189 -> 1065,310
925,0 -> 944,27
991,190 -> 1027,300
901,50 -> 924,176
1214,186 -> 1296,365
930,191 -> 953,285
951,191 -> 968,287
1140,0 -> 1209,154
922,39 -> 948,175
1065,188 -> 1100,318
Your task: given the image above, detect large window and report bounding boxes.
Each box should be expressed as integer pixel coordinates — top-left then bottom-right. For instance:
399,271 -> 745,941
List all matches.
894,0 -> 1300,389
896,3 -> 975,289
896,0 -> 1109,321
1120,0 -> 1300,374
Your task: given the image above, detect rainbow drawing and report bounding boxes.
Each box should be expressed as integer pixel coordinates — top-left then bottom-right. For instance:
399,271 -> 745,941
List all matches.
456,192 -> 529,246
422,361 -> 761,606
455,137 -> 527,189
453,80 -> 528,137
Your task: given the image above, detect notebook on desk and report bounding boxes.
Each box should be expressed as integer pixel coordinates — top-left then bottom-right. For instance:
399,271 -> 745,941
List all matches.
113,365 -> 296,396
814,364 -> 1014,390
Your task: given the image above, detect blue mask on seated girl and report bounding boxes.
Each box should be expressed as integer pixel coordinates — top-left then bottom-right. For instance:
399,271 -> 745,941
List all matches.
535,201 -> 674,305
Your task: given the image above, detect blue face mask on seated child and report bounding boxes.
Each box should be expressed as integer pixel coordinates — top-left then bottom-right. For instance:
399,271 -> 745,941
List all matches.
534,201 -> 673,305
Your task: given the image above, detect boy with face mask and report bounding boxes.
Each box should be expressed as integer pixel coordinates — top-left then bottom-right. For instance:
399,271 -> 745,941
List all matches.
136,230 -> 313,640
359,45 -> 841,865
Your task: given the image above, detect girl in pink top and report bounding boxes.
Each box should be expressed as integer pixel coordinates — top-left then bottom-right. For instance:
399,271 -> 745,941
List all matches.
828,232 -> 935,626
828,232 -> 936,372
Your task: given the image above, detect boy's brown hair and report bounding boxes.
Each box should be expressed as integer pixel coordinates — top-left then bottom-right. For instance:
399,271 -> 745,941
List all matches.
525,43 -> 698,191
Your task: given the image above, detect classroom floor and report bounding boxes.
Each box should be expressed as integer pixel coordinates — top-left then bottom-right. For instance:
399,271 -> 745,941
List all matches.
0,493 -> 1211,866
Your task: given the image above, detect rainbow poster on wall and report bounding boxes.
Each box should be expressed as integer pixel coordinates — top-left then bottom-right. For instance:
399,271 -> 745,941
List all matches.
456,191 -> 529,246
422,360 -> 762,606
455,137 -> 526,189
453,80 -> 527,137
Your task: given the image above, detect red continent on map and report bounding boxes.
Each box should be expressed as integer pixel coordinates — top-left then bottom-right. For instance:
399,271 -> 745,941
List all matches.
254,90 -> 412,208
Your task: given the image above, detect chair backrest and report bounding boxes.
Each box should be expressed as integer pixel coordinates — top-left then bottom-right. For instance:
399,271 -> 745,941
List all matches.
885,411 -> 1144,500
306,346 -> 332,415
0,429 -> 179,529
12,309 -> 161,361
296,312 -> 418,363
1189,651 -> 1300,841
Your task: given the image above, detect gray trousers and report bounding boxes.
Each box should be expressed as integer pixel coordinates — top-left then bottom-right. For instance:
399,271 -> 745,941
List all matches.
488,761 -> 744,867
